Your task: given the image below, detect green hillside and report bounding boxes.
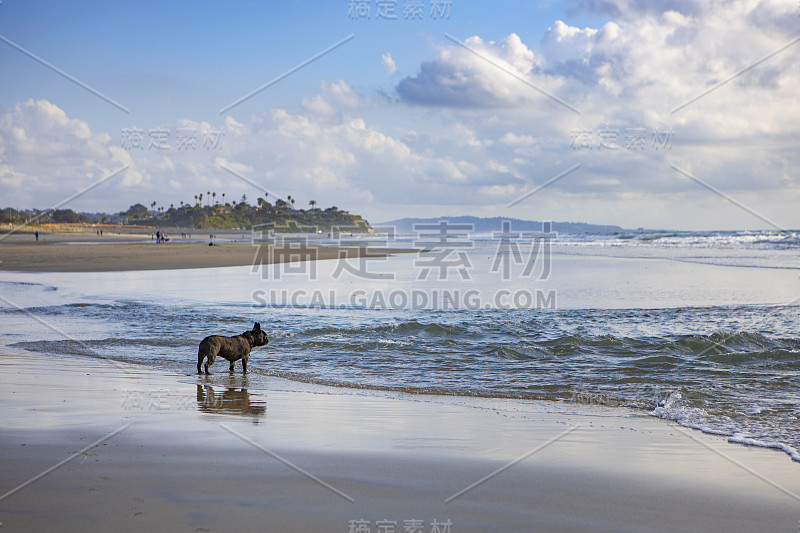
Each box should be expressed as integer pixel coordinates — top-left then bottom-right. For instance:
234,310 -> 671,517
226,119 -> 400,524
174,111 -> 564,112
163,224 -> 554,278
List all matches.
123,196 -> 371,232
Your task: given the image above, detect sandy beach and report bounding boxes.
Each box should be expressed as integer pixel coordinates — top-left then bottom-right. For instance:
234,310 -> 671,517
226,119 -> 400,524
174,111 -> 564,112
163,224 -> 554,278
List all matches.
0,232 -> 411,272
1,235 -> 799,532
0,346 -> 798,532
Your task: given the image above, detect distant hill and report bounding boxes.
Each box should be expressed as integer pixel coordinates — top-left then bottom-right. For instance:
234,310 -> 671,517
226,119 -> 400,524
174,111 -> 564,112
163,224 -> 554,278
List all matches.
377,216 -> 625,235
122,203 -> 371,232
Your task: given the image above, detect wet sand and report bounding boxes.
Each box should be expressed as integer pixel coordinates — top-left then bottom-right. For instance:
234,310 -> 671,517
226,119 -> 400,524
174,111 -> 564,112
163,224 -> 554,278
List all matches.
0,347 -> 798,532
0,233 -> 410,272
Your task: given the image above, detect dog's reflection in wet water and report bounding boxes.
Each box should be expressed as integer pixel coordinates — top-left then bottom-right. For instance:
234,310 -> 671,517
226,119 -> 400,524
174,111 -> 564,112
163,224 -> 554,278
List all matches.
196,383 -> 267,420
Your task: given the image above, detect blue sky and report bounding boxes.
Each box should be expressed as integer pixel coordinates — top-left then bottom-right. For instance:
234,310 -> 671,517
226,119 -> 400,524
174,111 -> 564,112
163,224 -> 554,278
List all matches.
2,1 -> 590,129
1,0 -> 798,229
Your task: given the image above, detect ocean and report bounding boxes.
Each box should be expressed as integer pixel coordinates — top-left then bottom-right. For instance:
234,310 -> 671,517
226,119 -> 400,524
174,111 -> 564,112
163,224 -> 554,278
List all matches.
1,228 -> 799,462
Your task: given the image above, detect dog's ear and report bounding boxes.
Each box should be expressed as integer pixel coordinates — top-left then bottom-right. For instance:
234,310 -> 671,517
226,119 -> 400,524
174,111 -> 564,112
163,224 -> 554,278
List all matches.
253,322 -> 261,331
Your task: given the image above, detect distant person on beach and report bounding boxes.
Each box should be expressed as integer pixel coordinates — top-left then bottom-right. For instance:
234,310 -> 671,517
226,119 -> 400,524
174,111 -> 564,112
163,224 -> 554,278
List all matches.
34,231 -> 39,242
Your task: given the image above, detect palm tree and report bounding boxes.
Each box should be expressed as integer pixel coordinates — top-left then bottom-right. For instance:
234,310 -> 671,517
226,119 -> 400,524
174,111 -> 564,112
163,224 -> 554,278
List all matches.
309,200 -> 317,209
206,191 -> 211,207
221,193 -> 225,205
194,195 -> 198,206
198,193 -> 203,206
212,192 -> 217,205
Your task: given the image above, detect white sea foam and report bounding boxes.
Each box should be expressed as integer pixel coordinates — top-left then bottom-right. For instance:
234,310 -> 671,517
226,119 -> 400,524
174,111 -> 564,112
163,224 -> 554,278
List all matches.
652,391 -> 800,462
728,434 -> 800,463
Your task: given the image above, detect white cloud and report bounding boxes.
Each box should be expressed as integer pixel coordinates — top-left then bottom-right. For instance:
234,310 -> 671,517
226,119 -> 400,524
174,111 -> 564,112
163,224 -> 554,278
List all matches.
382,52 -> 397,73
301,80 -> 361,118
0,99 -> 141,209
498,132 -> 536,146
0,100 -> 238,212
397,33 -> 545,107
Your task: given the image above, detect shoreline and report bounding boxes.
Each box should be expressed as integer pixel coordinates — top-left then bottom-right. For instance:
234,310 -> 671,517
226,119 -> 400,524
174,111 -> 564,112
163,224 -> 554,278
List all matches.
1,346 -> 798,532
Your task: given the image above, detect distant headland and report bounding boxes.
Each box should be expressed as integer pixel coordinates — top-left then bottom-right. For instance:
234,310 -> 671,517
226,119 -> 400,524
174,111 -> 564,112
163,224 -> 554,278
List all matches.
378,216 -> 625,235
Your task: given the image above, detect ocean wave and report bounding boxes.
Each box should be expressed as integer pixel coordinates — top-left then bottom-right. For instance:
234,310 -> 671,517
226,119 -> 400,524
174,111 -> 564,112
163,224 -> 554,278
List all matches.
484,345 -> 539,360
562,229 -> 800,250
300,319 -> 469,338
671,330 -> 797,355
8,299 -> 800,463
0,280 -> 57,290
698,348 -> 800,368
11,337 -> 195,356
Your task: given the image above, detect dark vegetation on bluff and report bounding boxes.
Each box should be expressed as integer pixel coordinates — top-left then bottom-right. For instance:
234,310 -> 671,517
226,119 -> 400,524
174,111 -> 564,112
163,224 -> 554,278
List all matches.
2,192 -> 371,232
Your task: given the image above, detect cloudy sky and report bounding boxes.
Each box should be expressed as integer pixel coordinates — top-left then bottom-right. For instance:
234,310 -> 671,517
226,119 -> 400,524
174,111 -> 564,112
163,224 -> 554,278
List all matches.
1,0 -> 798,230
